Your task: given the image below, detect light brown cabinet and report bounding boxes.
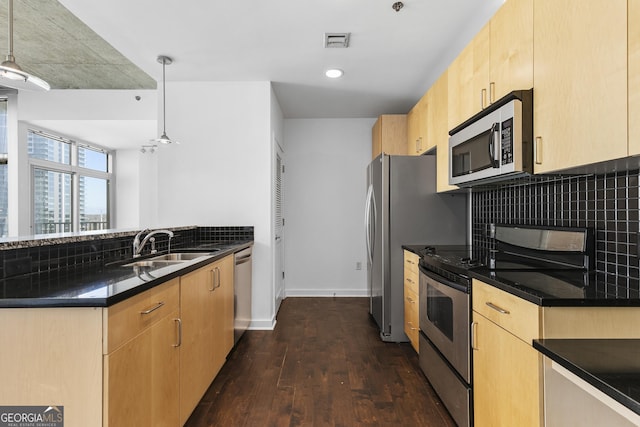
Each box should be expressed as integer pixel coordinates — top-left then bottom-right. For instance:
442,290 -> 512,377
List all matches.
406,94 -> 431,155
472,278 -> 640,426
448,0 -> 533,130
403,250 -> 420,352
104,278 -> 181,427
430,71 -> 459,193
0,253 -> 238,427
473,310 -> 541,427
630,0 -> 640,155
103,280 -> 181,426
472,279 -> 542,427
180,255 -> 234,425
372,114 -> 407,158
533,0 -> 627,172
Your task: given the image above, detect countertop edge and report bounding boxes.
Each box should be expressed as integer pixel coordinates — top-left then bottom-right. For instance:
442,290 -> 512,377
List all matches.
0,241 -> 254,308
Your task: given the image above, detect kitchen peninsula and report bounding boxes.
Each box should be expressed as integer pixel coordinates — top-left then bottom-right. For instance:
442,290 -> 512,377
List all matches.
0,225 -> 253,427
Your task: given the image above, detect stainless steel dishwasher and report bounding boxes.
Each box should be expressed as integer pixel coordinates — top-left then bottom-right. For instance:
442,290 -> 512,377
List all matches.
234,246 -> 252,344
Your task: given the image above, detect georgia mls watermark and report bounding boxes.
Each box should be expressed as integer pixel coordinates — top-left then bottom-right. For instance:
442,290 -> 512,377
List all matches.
0,406 -> 63,427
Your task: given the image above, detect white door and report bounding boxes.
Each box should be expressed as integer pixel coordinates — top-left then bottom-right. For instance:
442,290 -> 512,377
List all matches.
274,141 -> 285,314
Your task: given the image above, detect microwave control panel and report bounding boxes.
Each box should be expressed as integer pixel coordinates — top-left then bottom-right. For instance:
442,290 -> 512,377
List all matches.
501,117 -> 514,165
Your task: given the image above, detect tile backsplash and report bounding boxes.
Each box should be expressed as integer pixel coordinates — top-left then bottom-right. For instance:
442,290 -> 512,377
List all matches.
472,171 -> 640,295
0,226 -> 254,279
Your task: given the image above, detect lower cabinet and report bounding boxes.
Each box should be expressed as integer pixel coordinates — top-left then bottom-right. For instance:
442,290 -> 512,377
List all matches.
472,279 -> 542,427
104,278 -> 181,427
105,308 -> 180,427
179,255 -> 234,425
473,311 -> 541,427
0,254 -> 237,427
403,250 -> 420,352
472,279 -> 640,426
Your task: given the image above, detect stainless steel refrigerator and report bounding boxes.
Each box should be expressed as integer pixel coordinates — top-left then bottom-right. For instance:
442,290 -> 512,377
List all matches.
365,153 -> 467,342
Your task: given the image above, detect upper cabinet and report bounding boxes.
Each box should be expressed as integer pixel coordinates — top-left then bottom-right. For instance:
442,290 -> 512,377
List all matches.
431,72 -> 459,193
448,0 -> 533,130
372,115 -> 407,159
407,94 -> 432,155
630,0 -> 640,155
533,0 -> 628,173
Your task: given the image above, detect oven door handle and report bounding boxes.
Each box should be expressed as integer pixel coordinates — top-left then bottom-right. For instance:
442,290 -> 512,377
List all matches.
419,265 -> 470,294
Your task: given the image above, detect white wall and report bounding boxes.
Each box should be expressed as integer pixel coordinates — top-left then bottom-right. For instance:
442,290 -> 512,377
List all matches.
153,81 -> 279,330
113,149 -> 158,229
283,118 -> 375,296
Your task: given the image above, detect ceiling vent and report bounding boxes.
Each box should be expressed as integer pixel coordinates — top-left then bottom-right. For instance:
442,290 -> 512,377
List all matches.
324,33 -> 350,48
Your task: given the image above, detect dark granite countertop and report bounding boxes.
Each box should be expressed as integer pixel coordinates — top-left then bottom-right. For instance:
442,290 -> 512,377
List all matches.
402,245 -> 428,255
0,241 -> 252,308
533,339 -> 640,416
470,268 -> 640,307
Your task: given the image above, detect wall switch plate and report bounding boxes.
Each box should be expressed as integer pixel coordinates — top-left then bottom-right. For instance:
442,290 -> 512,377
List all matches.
356,261 -> 362,270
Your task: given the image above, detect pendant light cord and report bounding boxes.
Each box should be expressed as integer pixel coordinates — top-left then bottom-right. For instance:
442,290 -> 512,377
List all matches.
7,0 -> 14,61
162,57 -> 166,134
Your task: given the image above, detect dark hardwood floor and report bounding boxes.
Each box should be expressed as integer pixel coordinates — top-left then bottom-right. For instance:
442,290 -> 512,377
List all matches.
184,297 -> 456,427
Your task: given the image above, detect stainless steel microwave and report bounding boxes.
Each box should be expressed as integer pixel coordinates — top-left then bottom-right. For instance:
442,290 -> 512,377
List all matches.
448,89 -> 533,187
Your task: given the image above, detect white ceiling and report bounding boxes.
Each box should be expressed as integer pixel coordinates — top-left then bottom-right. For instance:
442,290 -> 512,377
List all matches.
55,0 -> 504,120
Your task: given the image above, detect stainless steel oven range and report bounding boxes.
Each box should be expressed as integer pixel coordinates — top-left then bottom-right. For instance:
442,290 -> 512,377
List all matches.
417,226 -> 594,427
418,246 -> 481,427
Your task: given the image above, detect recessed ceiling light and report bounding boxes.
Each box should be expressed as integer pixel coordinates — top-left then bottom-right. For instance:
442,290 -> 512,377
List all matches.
325,69 -> 344,79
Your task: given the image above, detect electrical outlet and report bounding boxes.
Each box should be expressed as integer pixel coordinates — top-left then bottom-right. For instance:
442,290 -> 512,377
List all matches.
356,261 -> 362,270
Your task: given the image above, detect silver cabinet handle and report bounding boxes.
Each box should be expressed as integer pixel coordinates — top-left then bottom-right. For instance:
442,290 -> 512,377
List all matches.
407,321 -> 418,331
215,267 -> 222,289
535,136 -> 543,165
481,88 -> 487,109
471,321 -> 478,350
140,301 -> 164,315
173,318 -> 182,347
209,269 -> 215,291
489,82 -> 495,104
486,302 -> 510,314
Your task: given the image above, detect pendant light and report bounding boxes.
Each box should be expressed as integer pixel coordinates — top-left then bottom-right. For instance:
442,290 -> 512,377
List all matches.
0,0 -> 49,91
152,55 -> 178,144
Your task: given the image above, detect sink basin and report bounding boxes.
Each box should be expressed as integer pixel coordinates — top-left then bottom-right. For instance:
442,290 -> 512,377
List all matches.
148,252 -> 215,261
123,260 -> 184,268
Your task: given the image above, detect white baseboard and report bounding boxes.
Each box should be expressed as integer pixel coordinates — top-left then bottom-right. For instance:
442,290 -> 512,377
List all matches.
284,289 -> 369,297
248,317 -> 277,330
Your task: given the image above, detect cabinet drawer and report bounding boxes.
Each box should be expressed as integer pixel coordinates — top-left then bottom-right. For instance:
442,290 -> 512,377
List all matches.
472,279 -> 540,344
105,278 -> 180,353
404,288 -> 419,351
404,251 -> 420,269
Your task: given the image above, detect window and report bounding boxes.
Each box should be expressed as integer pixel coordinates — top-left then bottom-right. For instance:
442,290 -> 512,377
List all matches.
28,130 -> 112,235
0,100 -> 7,237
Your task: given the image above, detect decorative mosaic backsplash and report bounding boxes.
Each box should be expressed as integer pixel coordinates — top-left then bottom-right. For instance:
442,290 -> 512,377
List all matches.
0,226 -> 254,278
472,171 -> 640,296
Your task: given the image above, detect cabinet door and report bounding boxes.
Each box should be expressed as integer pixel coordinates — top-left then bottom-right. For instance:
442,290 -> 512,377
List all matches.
489,0 -> 533,103
406,105 -> 419,155
630,0 -> 640,155
448,41 -> 476,130
533,0 -> 627,173
431,71 -> 459,193
105,327 -> 152,427
473,312 -> 542,427
180,265 -> 216,424
151,309 -> 180,427
105,312 -> 180,427
212,255 -> 235,371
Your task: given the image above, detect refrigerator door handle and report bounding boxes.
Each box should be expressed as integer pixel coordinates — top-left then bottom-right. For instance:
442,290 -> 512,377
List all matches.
364,184 -> 374,264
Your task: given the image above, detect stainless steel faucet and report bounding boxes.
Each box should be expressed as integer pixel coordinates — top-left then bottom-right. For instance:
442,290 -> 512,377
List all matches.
132,229 -> 174,257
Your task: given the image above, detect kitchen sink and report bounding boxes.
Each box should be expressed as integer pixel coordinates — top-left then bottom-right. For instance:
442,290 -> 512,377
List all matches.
123,259 -> 184,268
148,252 -> 215,261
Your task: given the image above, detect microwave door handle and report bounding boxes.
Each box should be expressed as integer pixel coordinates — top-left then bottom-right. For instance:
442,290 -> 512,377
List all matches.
489,122 -> 500,168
